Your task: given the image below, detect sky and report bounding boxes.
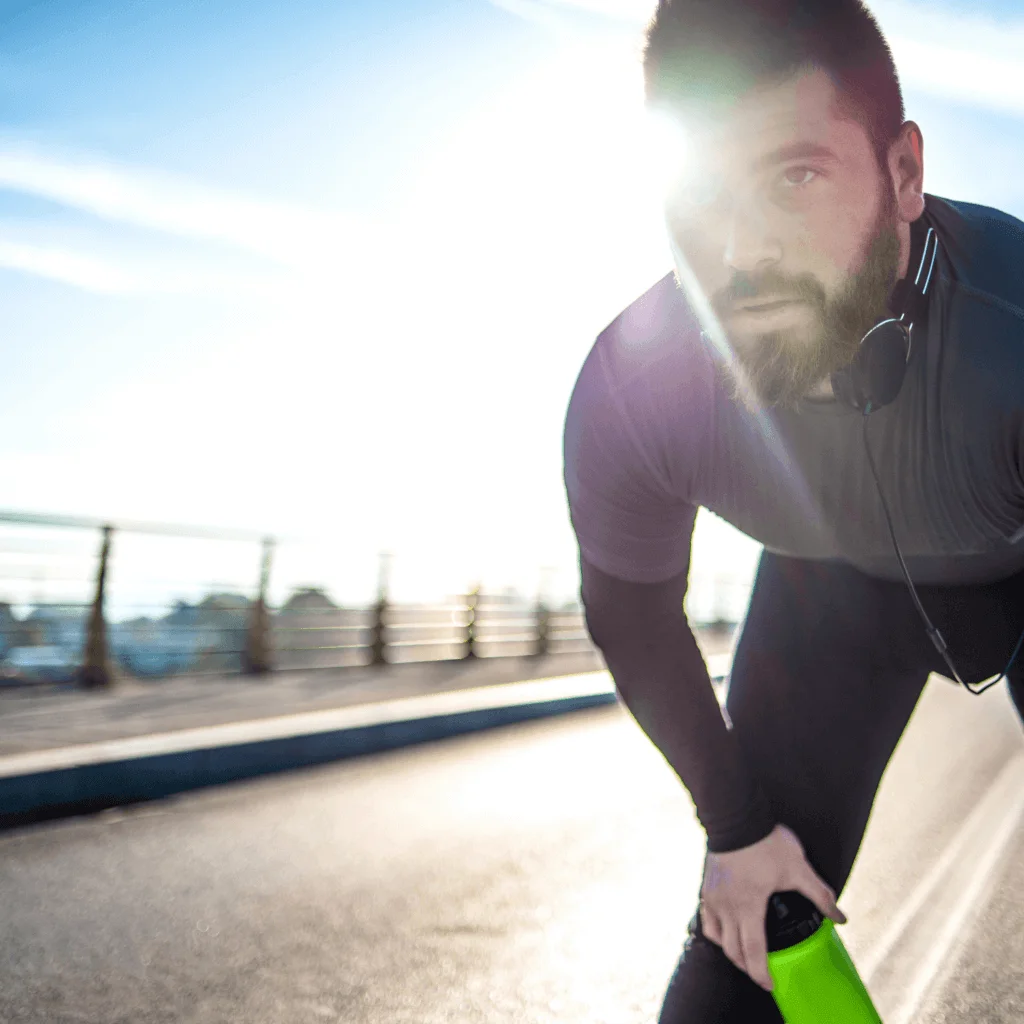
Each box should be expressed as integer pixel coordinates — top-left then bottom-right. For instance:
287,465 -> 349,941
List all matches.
2,0 -> 1024,612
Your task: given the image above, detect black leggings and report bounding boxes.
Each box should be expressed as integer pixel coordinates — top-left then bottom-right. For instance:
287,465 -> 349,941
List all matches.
658,550 -> 1024,1023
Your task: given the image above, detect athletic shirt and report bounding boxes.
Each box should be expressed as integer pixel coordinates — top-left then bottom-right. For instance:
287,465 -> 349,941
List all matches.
564,194 -> 1024,590
563,194 -> 1024,849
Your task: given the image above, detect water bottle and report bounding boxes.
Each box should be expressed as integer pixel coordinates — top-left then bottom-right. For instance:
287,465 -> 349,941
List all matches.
765,890 -> 883,1023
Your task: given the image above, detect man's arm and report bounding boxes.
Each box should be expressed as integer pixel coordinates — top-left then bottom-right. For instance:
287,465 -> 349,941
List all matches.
580,555 -> 776,853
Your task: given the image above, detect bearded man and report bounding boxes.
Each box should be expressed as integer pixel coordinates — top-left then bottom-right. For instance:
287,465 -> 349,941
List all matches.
561,0 -> 1024,1019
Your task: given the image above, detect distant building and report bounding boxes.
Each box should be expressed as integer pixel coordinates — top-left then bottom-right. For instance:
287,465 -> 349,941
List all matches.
279,587 -> 338,615
0,645 -> 76,684
0,602 -> 17,657
110,614 -> 206,678
110,595 -> 253,678
25,605 -> 87,653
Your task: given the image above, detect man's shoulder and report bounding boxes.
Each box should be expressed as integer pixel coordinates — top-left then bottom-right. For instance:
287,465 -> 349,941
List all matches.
928,194 -> 1024,315
932,194 -> 1024,237
563,274 -> 707,584
564,271 -> 715,504
586,272 -> 710,397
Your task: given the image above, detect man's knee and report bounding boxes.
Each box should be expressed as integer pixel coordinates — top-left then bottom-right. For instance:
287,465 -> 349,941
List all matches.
657,910 -> 785,1024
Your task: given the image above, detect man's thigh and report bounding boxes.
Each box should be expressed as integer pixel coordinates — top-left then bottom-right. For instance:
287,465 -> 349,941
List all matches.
724,552 -> 932,891
658,553 -> 931,1024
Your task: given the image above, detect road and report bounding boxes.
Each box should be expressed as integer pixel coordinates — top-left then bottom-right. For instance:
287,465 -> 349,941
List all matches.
2,672 -> 1024,1023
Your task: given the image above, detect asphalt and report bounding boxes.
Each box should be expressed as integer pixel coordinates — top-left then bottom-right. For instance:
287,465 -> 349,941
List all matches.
0,702 -> 713,1024
3,669 -> 1024,1024
915,814 -> 1024,1023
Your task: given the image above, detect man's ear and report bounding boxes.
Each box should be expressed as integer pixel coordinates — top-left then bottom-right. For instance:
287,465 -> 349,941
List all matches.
890,121 -> 925,223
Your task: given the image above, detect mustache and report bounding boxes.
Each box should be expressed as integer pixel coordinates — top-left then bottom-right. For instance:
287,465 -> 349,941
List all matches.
713,271 -> 826,312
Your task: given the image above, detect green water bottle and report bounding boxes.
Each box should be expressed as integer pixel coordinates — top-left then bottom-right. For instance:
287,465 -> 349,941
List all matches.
765,890 -> 883,1023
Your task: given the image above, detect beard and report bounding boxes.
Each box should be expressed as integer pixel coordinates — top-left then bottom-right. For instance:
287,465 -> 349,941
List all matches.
711,196 -> 902,411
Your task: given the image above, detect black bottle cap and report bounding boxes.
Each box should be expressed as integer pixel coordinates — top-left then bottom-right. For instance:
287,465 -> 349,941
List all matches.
765,890 -> 824,952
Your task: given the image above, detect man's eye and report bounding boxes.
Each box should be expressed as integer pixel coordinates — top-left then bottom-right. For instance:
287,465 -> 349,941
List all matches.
780,166 -> 818,187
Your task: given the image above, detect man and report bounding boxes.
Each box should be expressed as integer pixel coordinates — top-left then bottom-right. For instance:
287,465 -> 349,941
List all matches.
561,0 -> 1024,1020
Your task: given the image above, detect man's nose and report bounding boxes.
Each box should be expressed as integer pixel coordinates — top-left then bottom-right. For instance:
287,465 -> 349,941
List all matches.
723,199 -> 781,275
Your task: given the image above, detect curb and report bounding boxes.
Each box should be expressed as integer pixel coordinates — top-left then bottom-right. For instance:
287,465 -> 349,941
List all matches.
0,673 -> 616,828
0,656 -> 730,829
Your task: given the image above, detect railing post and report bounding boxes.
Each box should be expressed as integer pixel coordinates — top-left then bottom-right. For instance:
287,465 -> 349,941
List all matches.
78,524 -> 113,690
243,537 -> 275,675
369,595 -> 388,666
370,551 -> 392,667
534,565 -> 554,657
463,583 -> 480,660
534,600 -> 550,657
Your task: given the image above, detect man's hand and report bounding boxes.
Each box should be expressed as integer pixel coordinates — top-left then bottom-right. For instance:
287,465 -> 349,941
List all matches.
699,823 -> 847,992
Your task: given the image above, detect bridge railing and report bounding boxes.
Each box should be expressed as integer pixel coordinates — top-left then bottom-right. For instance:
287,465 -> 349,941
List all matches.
0,511 -> 603,686
0,509 -> 745,687
270,598 -> 593,670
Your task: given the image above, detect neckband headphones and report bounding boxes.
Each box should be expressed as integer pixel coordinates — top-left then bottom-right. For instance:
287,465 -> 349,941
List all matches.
832,215 -> 1024,694
829,215 -> 937,413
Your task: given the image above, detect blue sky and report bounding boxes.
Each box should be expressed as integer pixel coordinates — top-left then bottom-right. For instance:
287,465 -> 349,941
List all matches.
0,0 -> 547,201
2,0 -> 1024,607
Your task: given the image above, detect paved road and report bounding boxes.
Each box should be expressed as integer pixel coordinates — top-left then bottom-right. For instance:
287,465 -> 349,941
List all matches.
2,674 -> 1023,1023
910,813 -> 1024,1024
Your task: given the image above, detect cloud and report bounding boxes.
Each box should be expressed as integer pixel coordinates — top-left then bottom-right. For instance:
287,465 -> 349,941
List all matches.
490,0 -> 650,31
0,239 -> 141,293
489,0 -> 652,24
488,0 -> 578,31
537,0 -> 651,21
0,224 -> 294,295
0,143 -> 368,271
0,143 -> 396,295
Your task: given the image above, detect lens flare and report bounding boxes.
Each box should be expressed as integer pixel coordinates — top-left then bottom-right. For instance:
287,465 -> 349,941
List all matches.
641,111 -> 691,198
667,236 -> 825,536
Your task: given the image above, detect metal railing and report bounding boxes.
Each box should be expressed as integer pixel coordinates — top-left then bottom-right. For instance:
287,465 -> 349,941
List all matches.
0,512 -> 262,686
0,511 -> 606,687
270,593 -> 593,671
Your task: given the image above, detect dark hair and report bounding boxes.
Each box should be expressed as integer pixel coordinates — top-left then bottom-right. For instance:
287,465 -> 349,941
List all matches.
643,0 -> 904,162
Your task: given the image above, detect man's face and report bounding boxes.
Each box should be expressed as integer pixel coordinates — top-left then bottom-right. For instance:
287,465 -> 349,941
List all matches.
663,66 -> 901,409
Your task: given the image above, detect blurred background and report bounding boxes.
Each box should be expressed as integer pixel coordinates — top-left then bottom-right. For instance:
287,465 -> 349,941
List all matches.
2,0 -> 1024,682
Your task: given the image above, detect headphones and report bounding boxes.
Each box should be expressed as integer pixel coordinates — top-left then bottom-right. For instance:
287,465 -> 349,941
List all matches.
831,216 -> 1024,694
830,217 -> 938,413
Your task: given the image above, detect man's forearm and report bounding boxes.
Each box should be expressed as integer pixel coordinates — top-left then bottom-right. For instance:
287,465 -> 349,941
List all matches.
588,607 -> 776,853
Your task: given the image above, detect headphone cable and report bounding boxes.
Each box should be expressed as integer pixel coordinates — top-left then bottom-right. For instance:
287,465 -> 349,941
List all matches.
861,405 -> 1024,695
